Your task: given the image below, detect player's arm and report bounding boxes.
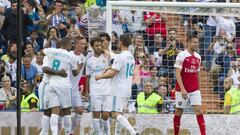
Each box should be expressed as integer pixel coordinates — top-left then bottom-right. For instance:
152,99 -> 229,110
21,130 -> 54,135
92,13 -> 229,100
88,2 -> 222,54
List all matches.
42,66 -> 68,77
224,94 -> 232,114
95,69 -> 118,80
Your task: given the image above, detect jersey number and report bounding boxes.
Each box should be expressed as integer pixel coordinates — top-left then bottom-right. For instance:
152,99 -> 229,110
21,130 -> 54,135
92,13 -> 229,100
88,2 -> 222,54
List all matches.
126,63 -> 133,78
52,59 -> 60,71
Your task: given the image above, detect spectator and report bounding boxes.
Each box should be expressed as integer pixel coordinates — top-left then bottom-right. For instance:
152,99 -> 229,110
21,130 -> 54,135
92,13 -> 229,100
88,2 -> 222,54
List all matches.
215,43 -> 236,98
5,52 -> 17,87
2,0 -> 33,42
158,28 -> 183,86
111,31 -> 119,51
27,30 -> 40,52
214,15 -> 236,42
123,10 -> 145,34
206,28 -> 231,71
43,27 -> 60,48
0,60 -> 12,88
144,11 -> 167,47
149,33 -> 164,69
1,41 -> 17,63
112,9 -> 125,36
134,45 -> 148,66
136,81 -> 162,114
21,55 -> 38,87
157,85 -> 174,113
24,0 -> 41,32
0,76 -> 16,110
149,66 -> 159,90
46,0 -> 66,27
129,34 -> 148,55
20,78 -> 38,112
230,57 -> 240,87
24,42 -> 36,64
75,4 -> 88,39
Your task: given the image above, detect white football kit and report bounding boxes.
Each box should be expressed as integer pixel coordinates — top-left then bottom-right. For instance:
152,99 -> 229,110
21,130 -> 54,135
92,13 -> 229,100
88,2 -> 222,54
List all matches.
86,54 -> 112,112
70,51 -> 85,107
43,48 -> 78,108
111,51 -> 135,112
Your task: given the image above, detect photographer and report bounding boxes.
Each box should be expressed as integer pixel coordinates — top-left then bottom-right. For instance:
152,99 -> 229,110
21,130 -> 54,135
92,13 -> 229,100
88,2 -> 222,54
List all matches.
20,78 -> 38,112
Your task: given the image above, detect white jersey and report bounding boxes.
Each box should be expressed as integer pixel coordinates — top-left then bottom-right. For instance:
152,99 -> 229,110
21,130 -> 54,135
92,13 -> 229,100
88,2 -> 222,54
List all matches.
70,51 -> 86,90
112,51 -> 135,97
43,48 -> 78,87
86,54 -> 111,96
42,56 -> 50,83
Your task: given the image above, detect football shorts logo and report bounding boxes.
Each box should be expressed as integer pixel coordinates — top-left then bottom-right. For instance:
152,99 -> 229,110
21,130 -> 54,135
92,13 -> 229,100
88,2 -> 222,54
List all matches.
178,101 -> 182,106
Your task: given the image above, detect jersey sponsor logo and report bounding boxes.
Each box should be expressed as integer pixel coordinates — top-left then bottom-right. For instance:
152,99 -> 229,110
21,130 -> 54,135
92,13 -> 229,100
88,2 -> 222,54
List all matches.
184,68 -> 198,73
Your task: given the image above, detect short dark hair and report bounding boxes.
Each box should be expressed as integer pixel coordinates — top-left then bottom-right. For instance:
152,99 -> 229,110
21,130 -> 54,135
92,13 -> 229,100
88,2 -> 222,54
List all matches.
168,28 -> 177,33
120,34 -> 132,47
90,37 -> 102,47
99,32 -> 111,41
186,34 -> 198,42
60,37 -> 72,47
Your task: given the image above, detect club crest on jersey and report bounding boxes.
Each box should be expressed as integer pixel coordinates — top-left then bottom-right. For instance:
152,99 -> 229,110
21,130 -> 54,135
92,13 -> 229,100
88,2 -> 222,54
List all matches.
178,101 -> 182,106
103,60 -> 106,63
191,59 -> 197,64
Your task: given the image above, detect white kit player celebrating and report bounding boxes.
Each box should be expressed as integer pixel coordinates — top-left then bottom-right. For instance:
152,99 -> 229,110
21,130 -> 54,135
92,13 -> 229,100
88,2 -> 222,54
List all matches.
39,56 -> 68,135
173,35 -> 206,135
96,34 -> 139,135
69,36 -> 87,135
43,37 -> 80,135
86,37 -> 112,135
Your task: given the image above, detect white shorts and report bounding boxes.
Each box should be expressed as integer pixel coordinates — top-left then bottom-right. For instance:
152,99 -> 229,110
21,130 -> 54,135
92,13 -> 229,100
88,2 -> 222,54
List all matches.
175,90 -> 202,109
38,81 -> 49,110
45,85 -> 72,109
71,86 -> 83,107
90,95 -> 112,112
112,96 -> 129,112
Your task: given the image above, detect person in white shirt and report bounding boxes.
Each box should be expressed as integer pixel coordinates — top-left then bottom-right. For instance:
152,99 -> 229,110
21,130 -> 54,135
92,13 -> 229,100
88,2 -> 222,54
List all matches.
86,37 -> 112,135
96,34 -> 138,135
69,36 -> 86,134
42,37 -> 80,135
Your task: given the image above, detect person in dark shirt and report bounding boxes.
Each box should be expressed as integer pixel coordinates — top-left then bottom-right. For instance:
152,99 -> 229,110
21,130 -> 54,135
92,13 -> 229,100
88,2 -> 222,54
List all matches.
2,0 -> 33,42
158,28 -> 183,86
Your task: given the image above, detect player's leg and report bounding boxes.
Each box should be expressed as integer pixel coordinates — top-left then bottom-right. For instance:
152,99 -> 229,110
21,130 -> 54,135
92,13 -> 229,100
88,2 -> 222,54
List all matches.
71,106 -> 84,134
71,88 -> 84,134
40,109 -> 51,135
39,82 -> 50,135
62,107 -> 72,135
101,95 -> 112,135
58,87 -> 73,135
174,91 -> 188,135
91,95 -> 103,135
190,91 -> 206,135
111,97 -> 137,135
46,86 -> 61,135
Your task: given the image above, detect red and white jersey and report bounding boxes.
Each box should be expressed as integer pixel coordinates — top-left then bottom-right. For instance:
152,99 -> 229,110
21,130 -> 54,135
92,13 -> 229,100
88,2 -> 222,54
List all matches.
174,50 -> 201,93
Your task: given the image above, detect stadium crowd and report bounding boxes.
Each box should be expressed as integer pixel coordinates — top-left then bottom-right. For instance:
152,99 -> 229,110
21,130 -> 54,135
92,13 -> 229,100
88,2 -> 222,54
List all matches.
0,0 -> 240,115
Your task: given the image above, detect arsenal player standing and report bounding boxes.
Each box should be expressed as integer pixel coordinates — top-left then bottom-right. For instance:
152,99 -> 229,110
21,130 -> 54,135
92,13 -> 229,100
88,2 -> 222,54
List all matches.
173,35 -> 206,135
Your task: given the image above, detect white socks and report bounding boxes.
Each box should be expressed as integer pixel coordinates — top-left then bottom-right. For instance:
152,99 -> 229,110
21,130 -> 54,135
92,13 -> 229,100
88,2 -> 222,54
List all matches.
93,118 -> 102,135
71,113 -> 82,134
50,114 -> 59,135
100,119 -> 110,135
40,115 -> 50,135
64,115 -> 72,135
116,115 -> 136,135
58,116 -> 64,133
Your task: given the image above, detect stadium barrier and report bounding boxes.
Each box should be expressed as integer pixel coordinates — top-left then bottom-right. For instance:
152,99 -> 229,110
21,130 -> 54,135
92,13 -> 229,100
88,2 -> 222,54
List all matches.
0,112 -> 238,135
